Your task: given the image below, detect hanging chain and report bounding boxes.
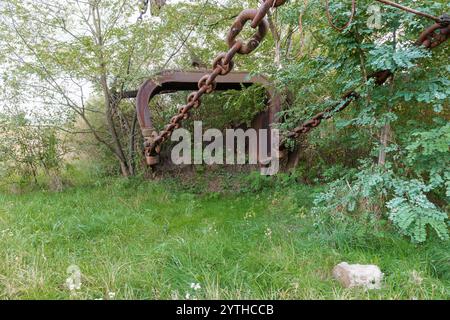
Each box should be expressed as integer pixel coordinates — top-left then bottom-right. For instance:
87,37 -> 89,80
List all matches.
325,0 -> 443,32
143,0 -> 288,163
285,2 -> 449,142
327,0 -> 442,29
142,0 -> 448,164
286,91 -> 360,138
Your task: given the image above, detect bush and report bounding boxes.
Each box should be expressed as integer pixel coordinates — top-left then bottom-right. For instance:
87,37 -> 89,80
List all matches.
0,112 -> 67,190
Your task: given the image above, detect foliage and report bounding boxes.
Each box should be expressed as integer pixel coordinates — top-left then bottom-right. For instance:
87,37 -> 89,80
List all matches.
0,0 -> 448,244
0,178 -> 448,299
269,0 -> 449,243
314,162 -> 449,243
0,112 -> 66,189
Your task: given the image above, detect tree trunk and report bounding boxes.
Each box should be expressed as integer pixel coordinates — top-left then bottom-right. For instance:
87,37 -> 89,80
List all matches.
266,9 -> 281,68
92,3 -> 130,177
378,123 -> 390,166
120,160 -> 130,177
128,111 -> 138,176
378,29 -> 396,167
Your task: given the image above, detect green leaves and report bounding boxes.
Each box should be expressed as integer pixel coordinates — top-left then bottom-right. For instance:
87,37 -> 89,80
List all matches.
314,161 -> 449,243
407,123 -> 450,157
368,45 -> 430,72
387,196 -> 449,243
0,112 -> 66,184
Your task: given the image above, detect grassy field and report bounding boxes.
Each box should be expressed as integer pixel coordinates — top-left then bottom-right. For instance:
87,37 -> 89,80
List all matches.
0,176 -> 448,300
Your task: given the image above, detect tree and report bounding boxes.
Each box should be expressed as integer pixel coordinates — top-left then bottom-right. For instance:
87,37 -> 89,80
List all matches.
0,0 -> 167,176
0,110 -> 66,189
272,0 -> 449,242
0,0 -> 447,241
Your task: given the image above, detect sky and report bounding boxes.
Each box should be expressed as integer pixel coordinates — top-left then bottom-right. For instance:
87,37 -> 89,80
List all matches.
0,0 -> 236,120
0,0 -> 201,118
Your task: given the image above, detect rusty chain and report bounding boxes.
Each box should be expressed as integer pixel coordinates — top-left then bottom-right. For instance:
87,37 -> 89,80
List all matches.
416,14 -> 450,48
284,6 -> 449,142
143,0 -> 287,165
142,0 -> 449,165
286,90 -> 360,138
375,0 -> 441,23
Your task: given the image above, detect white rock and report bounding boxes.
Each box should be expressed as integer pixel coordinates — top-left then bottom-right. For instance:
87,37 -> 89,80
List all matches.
333,262 -> 383,290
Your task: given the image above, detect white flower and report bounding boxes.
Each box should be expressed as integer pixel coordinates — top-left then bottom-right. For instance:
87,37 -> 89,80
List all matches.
185,293 -> 191,300
195,283 -> 201,290
190,282 -> 201,291
244,210 -> 255,220
171,290 -> 180,300
410,270 -> 423,285
108,292 -> 116,299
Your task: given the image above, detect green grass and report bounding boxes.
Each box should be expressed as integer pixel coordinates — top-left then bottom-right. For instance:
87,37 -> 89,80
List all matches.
0,177 -> 448,300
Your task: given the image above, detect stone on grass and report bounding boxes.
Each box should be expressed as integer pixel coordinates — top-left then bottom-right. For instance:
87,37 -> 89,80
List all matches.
333,262 -> 383,290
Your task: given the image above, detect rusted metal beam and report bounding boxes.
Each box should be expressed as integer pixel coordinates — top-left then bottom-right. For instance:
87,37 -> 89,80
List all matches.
135,70 -> 281,166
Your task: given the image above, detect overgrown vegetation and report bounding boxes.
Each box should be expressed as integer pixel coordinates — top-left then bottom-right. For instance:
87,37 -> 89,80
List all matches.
0,0 -> 448,299
269,0 -> 449,243
0,112 -> 67,190
0,175 -> 448,299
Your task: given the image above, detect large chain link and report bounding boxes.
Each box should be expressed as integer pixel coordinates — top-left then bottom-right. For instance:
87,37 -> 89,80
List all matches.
416,14 -> 450,49
143,0 -> 288,164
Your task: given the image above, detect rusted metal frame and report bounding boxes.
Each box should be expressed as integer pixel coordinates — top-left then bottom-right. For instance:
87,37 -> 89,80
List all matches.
134,0 -> 448,166
138,0 -> 288,166
135,70 -> 281,165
